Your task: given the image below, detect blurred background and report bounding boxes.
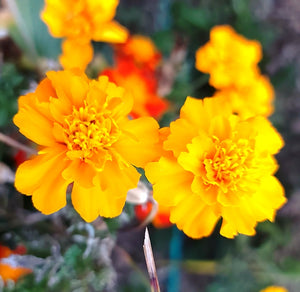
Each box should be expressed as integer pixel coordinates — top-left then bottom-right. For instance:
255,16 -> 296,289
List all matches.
0,0 -> 300,291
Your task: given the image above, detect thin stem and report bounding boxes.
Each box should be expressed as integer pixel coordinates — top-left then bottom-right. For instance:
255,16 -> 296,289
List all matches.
0,132 -> 36,155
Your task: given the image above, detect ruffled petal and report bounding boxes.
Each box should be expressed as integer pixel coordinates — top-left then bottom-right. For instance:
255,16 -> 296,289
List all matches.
191,176 -> 218,205
13,91 -> 55,147
62,159 -> 97,188
47,70 -> 89,109
170,194 -> 219,238
71,163 -> 134,221
95,162 -> 140,217
15,145 -> 67,194
30,147 -> 71,214
145,157 -> 194,206
178,134 -> 213,176
164,118 -> 197,157
251,117 -> 284,155
71,183 -> 103,222
114,117 -> 161,167
220,204 -> 257,238
247,176 -> 286,222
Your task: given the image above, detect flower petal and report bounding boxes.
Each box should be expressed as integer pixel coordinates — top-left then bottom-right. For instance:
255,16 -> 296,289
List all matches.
62,159 -> 97,188
145,157 -> 194,206
15,145 -> 67,194
71,183 -> 103,222
164,118 -> 196,157
13,90 -> 55,146
170,194 -> 219,238
247,176 -> 286,222
115,117 -> 161,167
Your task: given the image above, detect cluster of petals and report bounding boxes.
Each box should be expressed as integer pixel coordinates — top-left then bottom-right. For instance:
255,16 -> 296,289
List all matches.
195,25 -> 274,118
41,0 -> 128,70
0,245 -> 31,284
145,96 -> 286,239
13,70 -> 162,222
260,286 -> 288,292
102,35 -> 168,119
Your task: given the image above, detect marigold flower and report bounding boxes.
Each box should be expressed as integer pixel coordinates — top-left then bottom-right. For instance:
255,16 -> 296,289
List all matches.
41,0 -> 128,70
0,245 -> 31,284
145,96 -> 286,239
102,60 -> 169,119
195,25 -> 262,89
13,70 -> 161,221
114,35 -> 162,70
260,286 -> 288,292
213,75 -> 275,119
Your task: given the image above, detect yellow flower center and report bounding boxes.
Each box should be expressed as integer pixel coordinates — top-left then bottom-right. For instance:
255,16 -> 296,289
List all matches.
203,137 -> 257,193
64,102 -> 120,160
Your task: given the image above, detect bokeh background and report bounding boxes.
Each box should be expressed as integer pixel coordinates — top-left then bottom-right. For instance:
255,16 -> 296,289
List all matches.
0,0 -> 300,291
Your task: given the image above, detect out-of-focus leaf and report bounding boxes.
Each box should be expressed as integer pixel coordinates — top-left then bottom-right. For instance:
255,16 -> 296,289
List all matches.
171,2 -> 213,32
7,0 -> 61,62
0,63 -> 27,127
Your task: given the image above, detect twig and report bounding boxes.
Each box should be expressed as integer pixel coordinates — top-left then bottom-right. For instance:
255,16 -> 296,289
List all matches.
143,228 -> 161,292
0,132 -> 36,155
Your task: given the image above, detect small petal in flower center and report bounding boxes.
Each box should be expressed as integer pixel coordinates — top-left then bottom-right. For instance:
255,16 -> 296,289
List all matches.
64,102 -> 120,160
203,137 -> 256,193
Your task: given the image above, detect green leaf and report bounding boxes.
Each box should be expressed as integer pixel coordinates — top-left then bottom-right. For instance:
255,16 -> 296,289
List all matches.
7,0 -> 61,62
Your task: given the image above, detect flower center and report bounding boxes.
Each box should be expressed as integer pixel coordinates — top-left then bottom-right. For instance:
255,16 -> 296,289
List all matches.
203,137 -> 256,193
64,102 -> 120,160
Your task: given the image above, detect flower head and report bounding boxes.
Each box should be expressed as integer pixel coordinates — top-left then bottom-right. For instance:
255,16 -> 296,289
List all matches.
195,25 -> 262,89
0,245 -> 31,284
145,96 -> 286,239
41,0 -> 128,70
102,60 -> 169,119
260,286 -> 288,292
13,70 -> 161,222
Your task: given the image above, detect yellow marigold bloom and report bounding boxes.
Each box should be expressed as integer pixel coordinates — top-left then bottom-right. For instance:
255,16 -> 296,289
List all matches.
145,96 -> 286,239
195,25 -> 262,89
213,75 -> 275,119
260,286 -> 288,292
13,70 -> 161,222
41,0 -> 128,70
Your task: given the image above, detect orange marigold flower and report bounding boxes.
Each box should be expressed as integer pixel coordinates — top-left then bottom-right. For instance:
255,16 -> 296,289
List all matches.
13,70 -> 161,222
145,96 -> 286,239
41,0 -> 128,43
102,60 -> 169,119
41,0 -> 128,70
213,75 -> 275,119
260,286 -> 288,292
114,35 -> 162,70
195,25 -> 262,89
0,245 -> 31,284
